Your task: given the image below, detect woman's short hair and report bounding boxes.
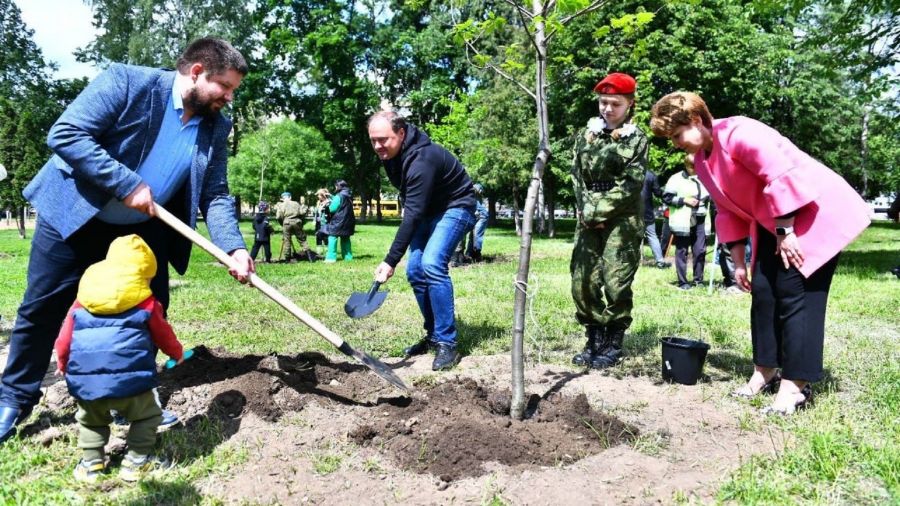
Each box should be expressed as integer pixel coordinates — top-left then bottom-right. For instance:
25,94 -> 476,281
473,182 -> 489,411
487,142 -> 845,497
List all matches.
316,188 -> 331,199
650,92 -> 713,138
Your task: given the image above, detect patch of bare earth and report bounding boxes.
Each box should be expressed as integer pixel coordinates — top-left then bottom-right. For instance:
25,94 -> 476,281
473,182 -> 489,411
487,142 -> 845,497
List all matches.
33,347 -> 773,504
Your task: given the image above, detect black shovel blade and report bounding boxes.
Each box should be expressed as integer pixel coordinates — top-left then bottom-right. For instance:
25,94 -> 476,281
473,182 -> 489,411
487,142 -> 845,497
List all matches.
338,342 -> 409,392
344,281 -> 388,318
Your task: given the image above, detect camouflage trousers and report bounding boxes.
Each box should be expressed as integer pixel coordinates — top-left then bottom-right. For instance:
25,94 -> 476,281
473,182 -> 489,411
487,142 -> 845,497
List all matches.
280,221 -> 309,260
570,214 -> 642,330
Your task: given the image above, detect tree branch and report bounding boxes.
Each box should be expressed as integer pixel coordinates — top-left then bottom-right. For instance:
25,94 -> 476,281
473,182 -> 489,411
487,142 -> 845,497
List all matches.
544,1 -> 556,18
503,0 -> 534,21
464,41 -> 537,100
507,0 -> 539,53
559,0 -> 609,25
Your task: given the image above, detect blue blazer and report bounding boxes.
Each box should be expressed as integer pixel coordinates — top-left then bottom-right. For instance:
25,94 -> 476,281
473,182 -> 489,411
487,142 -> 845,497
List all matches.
24,64 -> 245,274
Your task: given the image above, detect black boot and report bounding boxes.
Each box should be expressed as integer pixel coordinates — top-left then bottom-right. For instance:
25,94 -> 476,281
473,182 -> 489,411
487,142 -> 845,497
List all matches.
403,337 -> 436,357
432,342 -> 460,371
306,250 -> 316,262
590,327 -> 624,369
572,327 -> 603,366
472,249 -> 482,262
0,405 -> 33,444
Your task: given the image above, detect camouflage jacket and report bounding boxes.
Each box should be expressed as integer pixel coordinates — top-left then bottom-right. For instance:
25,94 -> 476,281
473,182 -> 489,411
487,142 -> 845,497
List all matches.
275,200 -> 307,224
571,118 -> 648,225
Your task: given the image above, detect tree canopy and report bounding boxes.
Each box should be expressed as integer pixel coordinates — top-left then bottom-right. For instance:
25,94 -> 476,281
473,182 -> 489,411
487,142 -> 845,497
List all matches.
229,118 -> 341,205
0,0 -> 86,227
3,0 -> 897,218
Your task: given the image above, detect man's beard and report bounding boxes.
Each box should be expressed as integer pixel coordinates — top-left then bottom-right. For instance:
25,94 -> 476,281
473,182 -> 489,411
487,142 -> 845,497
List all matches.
186,88 -> 221,119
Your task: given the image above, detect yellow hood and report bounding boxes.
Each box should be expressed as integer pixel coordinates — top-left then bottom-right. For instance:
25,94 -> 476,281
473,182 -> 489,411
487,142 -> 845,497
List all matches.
77,234 -> 158,315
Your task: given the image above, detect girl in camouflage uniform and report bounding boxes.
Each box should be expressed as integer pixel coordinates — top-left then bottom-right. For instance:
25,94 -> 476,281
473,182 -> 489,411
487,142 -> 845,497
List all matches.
570,73 -> 649,369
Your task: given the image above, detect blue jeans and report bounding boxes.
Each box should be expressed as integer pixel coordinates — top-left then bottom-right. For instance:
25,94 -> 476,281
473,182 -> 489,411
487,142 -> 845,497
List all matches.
644,222 -> 664,263
406,207 -> 476,345
1,218 -> 171,410
471,214 -> 488,253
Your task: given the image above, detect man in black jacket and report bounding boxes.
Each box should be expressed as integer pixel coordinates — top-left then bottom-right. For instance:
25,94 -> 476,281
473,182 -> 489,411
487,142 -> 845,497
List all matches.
368,111 -> 476,370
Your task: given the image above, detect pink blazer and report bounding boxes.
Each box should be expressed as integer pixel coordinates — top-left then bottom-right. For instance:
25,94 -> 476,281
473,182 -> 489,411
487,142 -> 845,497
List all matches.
694,117 -> 870,277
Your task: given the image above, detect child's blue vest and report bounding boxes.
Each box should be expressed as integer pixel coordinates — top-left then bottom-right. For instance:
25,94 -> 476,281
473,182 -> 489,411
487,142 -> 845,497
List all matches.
65,306 -> 158,401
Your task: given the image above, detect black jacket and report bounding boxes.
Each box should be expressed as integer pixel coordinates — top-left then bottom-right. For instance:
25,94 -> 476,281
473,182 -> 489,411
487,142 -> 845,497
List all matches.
252,213 -> 273,242
641,170 -> 663,224
382,124 -> 475,267
327,188 -> 356,237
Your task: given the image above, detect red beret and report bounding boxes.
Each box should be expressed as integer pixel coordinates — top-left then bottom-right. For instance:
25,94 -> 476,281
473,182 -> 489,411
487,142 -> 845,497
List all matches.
593,73 -> 636,95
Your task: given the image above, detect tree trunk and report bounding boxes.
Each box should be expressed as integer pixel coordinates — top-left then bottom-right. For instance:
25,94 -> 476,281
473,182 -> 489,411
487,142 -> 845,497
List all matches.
512,187 -> 522,236
376,178 -> 383,222
360,190 -> 369,221
547,186 -> 556,238
257,161 -> 266,203
488,196 -> 497,225
511,3 -> 551,420
536,182 -> 545,235
17,206 -> 27,239
860,105 -> 870,198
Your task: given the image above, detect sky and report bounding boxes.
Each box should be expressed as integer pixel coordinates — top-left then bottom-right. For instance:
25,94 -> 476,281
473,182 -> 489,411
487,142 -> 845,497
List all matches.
15,0 -> 100,80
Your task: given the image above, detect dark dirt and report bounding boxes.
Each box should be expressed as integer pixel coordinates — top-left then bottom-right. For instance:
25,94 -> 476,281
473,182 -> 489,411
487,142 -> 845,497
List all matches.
151,347 -> 636,482
157,346 -> 394,423
349,378 -> 638,481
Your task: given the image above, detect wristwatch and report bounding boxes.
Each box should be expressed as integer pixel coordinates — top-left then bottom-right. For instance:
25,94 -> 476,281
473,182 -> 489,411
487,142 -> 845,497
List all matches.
775,226 -> 795,236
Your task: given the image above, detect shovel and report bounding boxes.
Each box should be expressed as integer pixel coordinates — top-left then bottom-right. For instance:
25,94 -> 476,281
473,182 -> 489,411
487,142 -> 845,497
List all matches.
154,204 -> 408,392
344,281 -> 388,319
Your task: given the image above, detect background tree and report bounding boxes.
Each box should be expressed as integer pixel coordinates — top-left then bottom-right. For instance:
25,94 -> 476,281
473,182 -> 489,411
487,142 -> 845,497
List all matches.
0,0 -> 86,237
229,119 -> 341,206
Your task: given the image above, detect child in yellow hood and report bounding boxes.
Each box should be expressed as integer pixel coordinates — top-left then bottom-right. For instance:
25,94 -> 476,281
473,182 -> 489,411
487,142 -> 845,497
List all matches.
55,234 -> 184,482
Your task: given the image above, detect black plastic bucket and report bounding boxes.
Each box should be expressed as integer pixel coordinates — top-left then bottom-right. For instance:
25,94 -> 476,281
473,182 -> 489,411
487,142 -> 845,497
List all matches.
660,337 -> 710,385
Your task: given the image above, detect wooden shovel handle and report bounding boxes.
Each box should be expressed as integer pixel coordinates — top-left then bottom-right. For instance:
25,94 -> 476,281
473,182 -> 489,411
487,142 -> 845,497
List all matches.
154,204 -> 345,349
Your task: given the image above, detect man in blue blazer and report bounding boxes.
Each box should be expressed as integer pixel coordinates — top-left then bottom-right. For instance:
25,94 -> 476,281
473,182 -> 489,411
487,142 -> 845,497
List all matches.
0,38 -> 254,443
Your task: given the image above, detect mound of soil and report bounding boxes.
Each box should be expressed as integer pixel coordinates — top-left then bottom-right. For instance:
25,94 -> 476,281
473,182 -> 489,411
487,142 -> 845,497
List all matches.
158,346 -> 392,423
151,348 -> 637,482
350,378 -> 638,481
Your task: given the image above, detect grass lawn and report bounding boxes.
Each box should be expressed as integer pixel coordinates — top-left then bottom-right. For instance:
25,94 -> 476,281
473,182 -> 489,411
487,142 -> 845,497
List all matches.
0,218 -> 897,504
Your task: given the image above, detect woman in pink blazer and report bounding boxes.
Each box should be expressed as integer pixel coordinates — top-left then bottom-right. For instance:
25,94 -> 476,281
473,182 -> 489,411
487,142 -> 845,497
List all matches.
650,92 -> 870,415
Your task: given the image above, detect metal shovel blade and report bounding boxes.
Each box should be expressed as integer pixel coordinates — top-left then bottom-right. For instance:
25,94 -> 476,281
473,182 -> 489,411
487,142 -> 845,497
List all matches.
338,342 -> 408,391
345,281 -> 388,318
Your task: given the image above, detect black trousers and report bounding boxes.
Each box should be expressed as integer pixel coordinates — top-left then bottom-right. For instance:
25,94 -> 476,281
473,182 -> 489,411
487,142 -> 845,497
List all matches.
250,240 -> 271,262
674,223 -> 706,286
718,243 -> 737,286
751,227 -> 840,382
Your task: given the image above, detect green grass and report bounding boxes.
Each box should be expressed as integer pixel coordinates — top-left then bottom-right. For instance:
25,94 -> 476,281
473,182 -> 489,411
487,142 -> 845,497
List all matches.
1,218 -> 898,503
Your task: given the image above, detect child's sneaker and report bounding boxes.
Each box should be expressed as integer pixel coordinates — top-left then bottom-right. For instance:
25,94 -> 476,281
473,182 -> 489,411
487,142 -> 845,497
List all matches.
118,454 -> 172,482
73,458 -> 106,483
113,409 -> 181,431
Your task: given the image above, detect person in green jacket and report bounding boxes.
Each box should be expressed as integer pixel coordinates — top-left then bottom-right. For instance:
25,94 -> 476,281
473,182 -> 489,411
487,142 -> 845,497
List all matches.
663,154 -> 710,290
324,180 -> 356,262
570,72 -> 648,370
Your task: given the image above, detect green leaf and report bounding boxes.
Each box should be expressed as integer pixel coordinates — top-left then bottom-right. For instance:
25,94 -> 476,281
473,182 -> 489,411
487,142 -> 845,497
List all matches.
501,59 -> 527,73
593,25 -> 611,39
557,0 -> 590,14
